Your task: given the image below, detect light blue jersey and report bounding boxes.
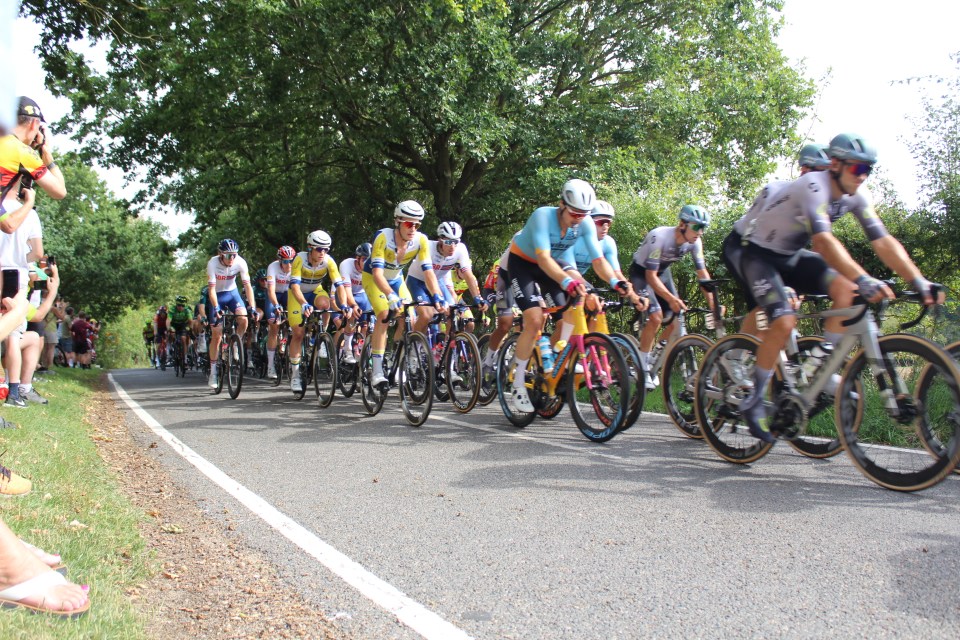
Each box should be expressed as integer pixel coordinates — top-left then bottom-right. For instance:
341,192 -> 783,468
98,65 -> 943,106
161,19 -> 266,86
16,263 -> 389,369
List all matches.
511,206 -> 603,263
569,234 -> 620,275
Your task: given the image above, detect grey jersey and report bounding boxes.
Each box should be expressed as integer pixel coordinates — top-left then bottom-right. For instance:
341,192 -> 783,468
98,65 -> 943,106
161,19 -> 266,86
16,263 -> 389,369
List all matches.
632,225 -> 706,273
737,171 -> 888,255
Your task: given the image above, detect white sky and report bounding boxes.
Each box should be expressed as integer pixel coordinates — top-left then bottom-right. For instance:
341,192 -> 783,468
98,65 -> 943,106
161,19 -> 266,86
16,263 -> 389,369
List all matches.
10,1 -> 959,236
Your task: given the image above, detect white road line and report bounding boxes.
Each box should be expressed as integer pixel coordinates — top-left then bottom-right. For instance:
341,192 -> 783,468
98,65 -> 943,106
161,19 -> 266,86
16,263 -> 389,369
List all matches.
108,374 -> 473,640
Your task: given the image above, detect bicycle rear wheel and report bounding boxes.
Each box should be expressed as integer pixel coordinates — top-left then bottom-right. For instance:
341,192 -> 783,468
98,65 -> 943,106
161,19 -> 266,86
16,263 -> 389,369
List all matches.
272,340 -> 285,387
214,350 -> 225,395
444,332 -> 481,413
227,334 -> 244,399
496,334 -> 537,428
662,333 -> 713,438
313,333 -> 337,408
838,334 -> 960,492
610,332 -> 644,431
335,332 -> 359,398
695,334 -> 775,463
399,332 -> 434,426
568,333 -> 629,442
476,333 -> 497,406
359,340 -> 386,416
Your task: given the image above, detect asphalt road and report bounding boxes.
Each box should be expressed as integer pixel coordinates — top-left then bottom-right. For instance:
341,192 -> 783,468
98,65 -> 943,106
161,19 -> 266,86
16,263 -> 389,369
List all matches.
109,367 -> 960,640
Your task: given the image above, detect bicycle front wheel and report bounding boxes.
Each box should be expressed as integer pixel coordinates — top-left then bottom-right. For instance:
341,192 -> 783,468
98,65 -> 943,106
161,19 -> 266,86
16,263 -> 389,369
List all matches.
359,341 -> 386,416
313,333 -> 337,408
335,332 -> 359,398
399,332 -> 434,426
610,332 -> 644,431
496,334 -> 537,428
662,333 -> 713,438
227,334 -> 244,399
567,333 -> 630,443
444,332 -> 481,413
838,334 -> 960,492
476,333 -> 497,406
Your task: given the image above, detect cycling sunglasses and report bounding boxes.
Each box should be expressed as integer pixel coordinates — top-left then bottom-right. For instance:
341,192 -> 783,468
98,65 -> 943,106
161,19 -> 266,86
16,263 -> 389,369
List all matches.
689,223 -> 707,232
441,238 -> 460,246
845,162 -> 873,177
280,259 -> 294,264
401,221 -> 421,229
221,252 -> 238,259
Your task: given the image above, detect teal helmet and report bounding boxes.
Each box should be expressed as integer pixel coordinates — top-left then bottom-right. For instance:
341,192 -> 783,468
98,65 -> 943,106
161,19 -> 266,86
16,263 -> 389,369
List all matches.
255,268 -> 268,281
798,143 -> 831,169
827,133 -> 878,164
679,204 -> 710,226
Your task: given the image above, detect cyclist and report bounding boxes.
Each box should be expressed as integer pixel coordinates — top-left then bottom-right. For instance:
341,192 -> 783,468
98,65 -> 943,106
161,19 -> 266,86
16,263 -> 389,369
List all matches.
629,204 -> 720,390
362,200 -> 445,388
407,221 -> 487,335
152,305 -> 168,368
142,321 -> 155,365
265,245 -> 295,378
725,133 -> 940,442
169,295 -> 194,368
288,230 -> 348,392
479,237 -> 520,378
205,238 -> 257,388
192,283 -> 210,352
252,268 -> 269,325
506,179 -> 630,412
336,243 -> 372,364
798,143 -> 831,176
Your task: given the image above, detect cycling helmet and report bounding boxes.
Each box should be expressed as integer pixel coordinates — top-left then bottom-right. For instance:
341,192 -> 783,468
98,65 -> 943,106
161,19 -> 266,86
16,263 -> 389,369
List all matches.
157,305 -> 167,313
437,221 -> 462,240
218,238 -> 239,253
827,133 -> 878,164
798,143 -> 831,169
590,200 -> 615,219
255,268 -> 268,280
277,245 -> 296,260
355,242 -> 372,258
306,230 -> 332,249
679,204 -> 711,226
175,295 -> 188,305
394,200 -> 425,222
560,179 -> 596,211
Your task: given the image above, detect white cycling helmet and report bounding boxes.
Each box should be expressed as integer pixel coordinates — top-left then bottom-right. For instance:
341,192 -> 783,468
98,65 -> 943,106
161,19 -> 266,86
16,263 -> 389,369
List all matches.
394,200 -> 425,222
306,230 -> 332,249
590,200 -> 615,219
437,221 -> 462,240
560,179 -> 596,211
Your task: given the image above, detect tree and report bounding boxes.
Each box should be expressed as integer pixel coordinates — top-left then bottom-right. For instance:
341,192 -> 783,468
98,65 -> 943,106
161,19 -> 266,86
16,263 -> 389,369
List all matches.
40,152 -> 175,320
23,0 -> 812,256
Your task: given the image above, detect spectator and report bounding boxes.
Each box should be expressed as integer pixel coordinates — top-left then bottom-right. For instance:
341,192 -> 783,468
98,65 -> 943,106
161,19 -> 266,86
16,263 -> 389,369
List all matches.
8,264 -> 61,405
56,302 -> 75,367
70,311 -> 94,369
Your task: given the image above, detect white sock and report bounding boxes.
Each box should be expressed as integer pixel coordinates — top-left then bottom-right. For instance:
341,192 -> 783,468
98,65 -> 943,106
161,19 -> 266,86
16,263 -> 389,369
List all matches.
267,349 -> 275,369
558,321 -> 574,343
513,358 -> 529,390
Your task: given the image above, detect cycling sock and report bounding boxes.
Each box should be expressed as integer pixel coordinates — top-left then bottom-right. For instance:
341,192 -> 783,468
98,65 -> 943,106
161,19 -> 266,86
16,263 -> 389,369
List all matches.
558,321 -> 574,344
638,351 -> 650,370
267,349 -> 275,369
344,334 -> 354,349
372,353 -> 384,377
823,330 -> 844,347
512,358 -> 529,390
483,349 -> 498,367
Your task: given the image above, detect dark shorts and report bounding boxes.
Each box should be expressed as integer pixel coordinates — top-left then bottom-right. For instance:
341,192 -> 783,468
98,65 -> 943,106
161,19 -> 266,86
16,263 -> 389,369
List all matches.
628,262 -> 676,318
74,339 -> 89,355
59,337 -> 74,353
507,257 -> 575,312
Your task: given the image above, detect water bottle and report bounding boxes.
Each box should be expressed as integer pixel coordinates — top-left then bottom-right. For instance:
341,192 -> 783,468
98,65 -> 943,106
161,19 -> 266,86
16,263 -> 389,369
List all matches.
538,336 -> 555,371
800,343 -> 832,379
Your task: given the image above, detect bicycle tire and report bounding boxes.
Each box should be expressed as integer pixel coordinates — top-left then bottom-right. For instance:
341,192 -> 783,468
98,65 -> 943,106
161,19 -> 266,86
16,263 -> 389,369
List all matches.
399,332 -> 434,426
359,340 -> 386,416
476,333 -> 497,406
568,332 -> 630,443
695,334 -> 775,463
335,332 -> 359,398
227,334 -> 244,399
838,333 -> 960,492
444,332 -> 481,413
272,340 -> 285,387
496,334 -> 537,427
173,342 -> 183,377
661,333 -> 713,438
610,332 -> 644,431
214,347 -> 225,395
313,333 -> 337,408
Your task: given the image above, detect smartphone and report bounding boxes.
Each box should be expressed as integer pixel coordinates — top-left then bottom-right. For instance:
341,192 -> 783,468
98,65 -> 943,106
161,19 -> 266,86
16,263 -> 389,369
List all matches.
18,174 -> 34,200
33,280 -> 48,292
1,269 -> 19,300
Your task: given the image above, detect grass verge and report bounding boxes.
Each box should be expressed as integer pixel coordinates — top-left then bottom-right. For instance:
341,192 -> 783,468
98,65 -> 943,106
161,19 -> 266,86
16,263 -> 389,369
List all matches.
0,368 -> 152,640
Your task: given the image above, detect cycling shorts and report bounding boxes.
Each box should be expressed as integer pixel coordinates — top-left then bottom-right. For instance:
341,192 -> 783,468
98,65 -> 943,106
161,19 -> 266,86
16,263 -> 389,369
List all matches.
507,257 -> 575,312
735,239 -> 836,322
265,291 -> 288,323
361,272 -> 410,317
287,290 -> 317,328
406,276 -> 457,307
628,263 -> 677,317
210,289 -> 246,326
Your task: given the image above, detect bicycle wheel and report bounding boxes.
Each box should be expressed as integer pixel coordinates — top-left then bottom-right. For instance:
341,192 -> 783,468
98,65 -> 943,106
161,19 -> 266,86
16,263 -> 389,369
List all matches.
227,334 -> 244,399
272,341 -> 285,387
838,334 -> 960,492
476,333 -> 497,406
159,343 -> 166,371
786,336 -> 862,459
292,339 -> 309,400
610,332 -> 644,431
173,342 -> 183,377
496,334 -> 537,428
214,349 -> 225,395
444,332 -> 481,413
313,333 -> 337,408
359,340 -> 386,416
567,333 -> 630,443
694,334 -> 775,463
661,333 -> 713,438
335,332 -> 359,398
399,332 -> 434,426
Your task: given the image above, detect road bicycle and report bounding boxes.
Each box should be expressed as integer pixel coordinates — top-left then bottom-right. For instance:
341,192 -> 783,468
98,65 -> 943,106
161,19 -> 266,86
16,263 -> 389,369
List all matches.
425,302 -> 482,413
359,302 -> 435,427
172,333 -> 187,378
586,294 -> 645,431
211,312 -> 245,399
694,287 -> 960,492
496,294 -> 631,443
302,312 -> 337,407
334,310 -> 373,399
271,310 -> 290,387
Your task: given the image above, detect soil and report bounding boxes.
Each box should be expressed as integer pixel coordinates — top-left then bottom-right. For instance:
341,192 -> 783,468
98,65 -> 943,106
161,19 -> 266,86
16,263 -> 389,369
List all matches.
87,377 -> 345,640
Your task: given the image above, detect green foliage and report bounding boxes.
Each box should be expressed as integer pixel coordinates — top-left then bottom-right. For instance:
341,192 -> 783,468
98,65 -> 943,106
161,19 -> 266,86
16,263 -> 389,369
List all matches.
24,0 -> 813,259
39,153 -> 176,321
95,304 -> 157,369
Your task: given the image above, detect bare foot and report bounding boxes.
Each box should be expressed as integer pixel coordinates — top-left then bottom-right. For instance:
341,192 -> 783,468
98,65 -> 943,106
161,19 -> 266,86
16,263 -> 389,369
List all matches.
19,540 -> 62,568
0,549 -> 88,614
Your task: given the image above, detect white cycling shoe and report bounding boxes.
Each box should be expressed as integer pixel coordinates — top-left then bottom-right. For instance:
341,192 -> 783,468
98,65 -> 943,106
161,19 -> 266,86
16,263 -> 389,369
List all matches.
371,371 -> 388,388
208,366 -> 218,389
511,387 -> 534,412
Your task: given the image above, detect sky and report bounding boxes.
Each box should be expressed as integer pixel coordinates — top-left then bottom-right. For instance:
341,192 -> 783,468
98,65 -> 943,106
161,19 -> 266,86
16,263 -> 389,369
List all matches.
8,1 -> 959,238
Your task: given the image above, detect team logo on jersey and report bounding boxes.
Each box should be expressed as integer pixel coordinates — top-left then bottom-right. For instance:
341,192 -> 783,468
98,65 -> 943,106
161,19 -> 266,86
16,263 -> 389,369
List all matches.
752,278 -> 772,298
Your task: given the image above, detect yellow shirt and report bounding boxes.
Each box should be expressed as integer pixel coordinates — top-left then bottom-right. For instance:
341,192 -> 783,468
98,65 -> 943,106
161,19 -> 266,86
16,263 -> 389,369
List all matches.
290,251 -> 342,294
364,227 -> 431,281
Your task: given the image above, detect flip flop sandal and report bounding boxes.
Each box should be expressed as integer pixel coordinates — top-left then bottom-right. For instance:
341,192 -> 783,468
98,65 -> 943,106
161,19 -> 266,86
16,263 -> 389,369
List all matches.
20,541 -> 67,576
0,570 -> 90,618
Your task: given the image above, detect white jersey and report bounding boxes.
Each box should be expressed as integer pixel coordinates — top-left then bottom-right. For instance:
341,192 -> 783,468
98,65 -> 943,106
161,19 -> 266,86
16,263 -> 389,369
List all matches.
206,255 -> 250,293
407,240 -> 472,282
0,207 -> 42,287
339,257 -> 364,295
265,260 -> 291,294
